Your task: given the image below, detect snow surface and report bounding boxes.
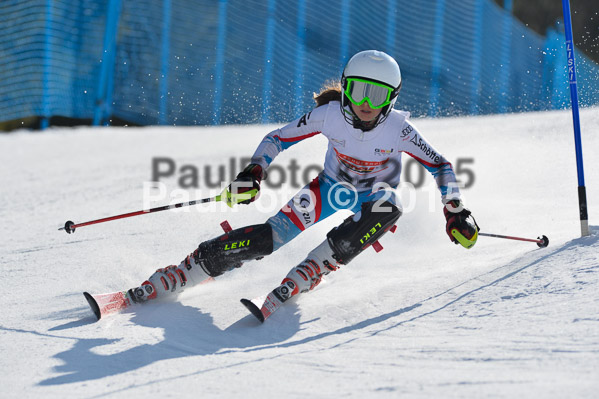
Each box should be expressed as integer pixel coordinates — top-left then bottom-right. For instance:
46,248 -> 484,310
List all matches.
1,108 -> 598,398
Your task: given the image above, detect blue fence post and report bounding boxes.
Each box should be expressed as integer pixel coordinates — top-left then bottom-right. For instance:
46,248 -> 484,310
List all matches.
159,0 -> 172,125
385,0 -> 397,54
261,0 -> 276,124
293,0 -> 307,118
103,39 -> 118,126
544,26 -> 566,109
469,0 -> 483,115
498,0 -> 513,113
542,28 -> 555,108
339,0 -> 351,69
212,0 -> 227,125
429,0 -> 447,117
561,0 -> 589,237
41,0 -> 53,129
93,0 -> 122,126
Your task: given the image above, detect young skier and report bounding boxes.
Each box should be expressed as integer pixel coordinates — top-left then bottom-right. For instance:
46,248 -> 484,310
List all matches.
128,50 -> 479,319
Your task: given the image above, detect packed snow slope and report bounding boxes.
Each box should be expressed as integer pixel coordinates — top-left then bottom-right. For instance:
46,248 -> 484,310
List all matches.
1,108 -> 598,398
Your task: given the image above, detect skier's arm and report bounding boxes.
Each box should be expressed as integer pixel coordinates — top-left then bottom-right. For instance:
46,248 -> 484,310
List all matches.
250,105 -> 327,170
400,122 -> 479,248
401,122 -> 460,203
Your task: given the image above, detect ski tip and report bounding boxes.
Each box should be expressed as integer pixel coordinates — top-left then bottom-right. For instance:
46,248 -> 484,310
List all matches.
240,298 -> 265,323
83,292 -> 101,321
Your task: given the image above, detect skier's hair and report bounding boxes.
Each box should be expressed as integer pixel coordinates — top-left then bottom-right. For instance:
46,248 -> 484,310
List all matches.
313,81 -> 342,107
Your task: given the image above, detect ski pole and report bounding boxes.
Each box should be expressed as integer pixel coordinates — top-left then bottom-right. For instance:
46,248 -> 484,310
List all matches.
59,195 -> 223,234
479,232 -> 549,248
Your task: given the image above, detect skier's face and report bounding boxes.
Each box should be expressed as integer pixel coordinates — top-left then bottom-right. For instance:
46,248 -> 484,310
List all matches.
351,101 -> 383,122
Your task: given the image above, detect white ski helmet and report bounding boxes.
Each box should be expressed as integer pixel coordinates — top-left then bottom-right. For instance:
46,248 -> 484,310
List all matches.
341,50 -> 402,129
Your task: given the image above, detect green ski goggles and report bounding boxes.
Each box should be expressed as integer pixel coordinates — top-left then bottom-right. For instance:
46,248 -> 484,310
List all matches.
344,78 -> 394,109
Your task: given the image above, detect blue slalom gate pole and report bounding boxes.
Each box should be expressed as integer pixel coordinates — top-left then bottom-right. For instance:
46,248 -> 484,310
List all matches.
561,0 -> 589,237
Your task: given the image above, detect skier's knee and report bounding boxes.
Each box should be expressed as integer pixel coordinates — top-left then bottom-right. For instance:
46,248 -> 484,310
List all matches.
277,200 -> 400,299
327,200 -> 401,265
287,200 -> 400,294
194,223 -> 274,277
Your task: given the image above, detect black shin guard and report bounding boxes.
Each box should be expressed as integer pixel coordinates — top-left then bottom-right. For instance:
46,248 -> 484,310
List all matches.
194,223 -> 274,277
327,200 -> 401,264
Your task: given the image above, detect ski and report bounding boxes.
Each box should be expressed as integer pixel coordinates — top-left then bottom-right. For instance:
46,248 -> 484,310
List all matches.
241,278 -> 298,323
84,220 -> 231,321
84,277 -> 216,321
240,293 -> 283,323
84,290 -> 134,320
240,298 -> 266,322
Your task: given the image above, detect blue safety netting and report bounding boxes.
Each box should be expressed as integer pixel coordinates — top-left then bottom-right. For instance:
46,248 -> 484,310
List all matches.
0,0 -> 598,128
